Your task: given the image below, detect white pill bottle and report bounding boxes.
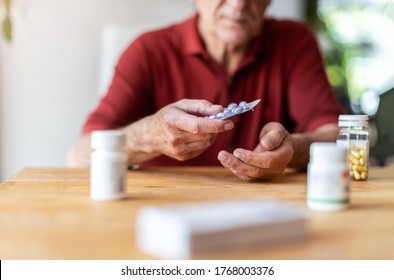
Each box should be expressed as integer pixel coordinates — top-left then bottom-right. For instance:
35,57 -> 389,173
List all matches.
307,143 -> 350,211
90,130 -> 127,201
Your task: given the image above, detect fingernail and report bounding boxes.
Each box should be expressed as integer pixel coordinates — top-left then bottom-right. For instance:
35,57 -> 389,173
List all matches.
233,149 -> 241,158
218,152 -> 229,163
261,136 -> 275,150
224,122 -> 234,130
210,104 -> 222,111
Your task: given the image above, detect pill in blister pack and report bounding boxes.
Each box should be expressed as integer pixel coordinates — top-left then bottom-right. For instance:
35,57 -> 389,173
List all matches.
206,99 -> 261,120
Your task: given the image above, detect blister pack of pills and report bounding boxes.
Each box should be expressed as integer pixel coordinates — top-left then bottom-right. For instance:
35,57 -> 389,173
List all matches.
206,99 -> 261,120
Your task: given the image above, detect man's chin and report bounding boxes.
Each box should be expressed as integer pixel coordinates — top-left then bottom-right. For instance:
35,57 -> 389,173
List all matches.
218,30 -> 250,46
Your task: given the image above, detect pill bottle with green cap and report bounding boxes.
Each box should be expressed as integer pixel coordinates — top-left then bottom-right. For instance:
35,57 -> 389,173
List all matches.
307,143 -> 350,211
336,114 -> 369,181
90,130 -> 127,201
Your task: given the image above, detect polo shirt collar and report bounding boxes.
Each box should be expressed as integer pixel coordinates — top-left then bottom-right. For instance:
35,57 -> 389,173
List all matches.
180,14 -> 208,57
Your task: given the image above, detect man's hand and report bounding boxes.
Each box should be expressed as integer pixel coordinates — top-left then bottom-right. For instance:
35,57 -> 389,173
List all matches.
144,99 -> 234,161
67,99 -> 234,167
218,122 -> 294,181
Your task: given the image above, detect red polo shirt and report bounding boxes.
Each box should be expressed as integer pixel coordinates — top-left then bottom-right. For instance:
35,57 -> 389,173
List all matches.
82,15 -> 344,166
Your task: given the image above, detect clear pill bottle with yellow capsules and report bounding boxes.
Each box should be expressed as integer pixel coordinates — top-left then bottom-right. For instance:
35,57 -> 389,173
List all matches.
90,130 -> 127,201
337,115 -> 369,181
307,143 -> 350,211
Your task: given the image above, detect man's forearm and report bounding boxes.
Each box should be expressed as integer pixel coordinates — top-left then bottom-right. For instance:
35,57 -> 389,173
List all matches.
289,123 -> 339,169
121,115 -> 162,165
67,116 -> 161,167
66,133 -> 91,167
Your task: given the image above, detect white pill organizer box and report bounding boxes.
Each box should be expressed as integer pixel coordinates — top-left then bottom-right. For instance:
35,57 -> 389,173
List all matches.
136,198 -> 307,259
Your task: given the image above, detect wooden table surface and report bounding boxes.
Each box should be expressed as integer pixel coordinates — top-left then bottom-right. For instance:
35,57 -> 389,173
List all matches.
1,166 -> 394,260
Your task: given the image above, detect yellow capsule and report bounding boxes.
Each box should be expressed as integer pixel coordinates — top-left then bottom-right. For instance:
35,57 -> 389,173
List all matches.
353,165 -> 366,172
361,172 -> 367,180
349,154 -> 359,165
351,150 -> 361,159
353,170 -> 361,180
359,158 -> 365,166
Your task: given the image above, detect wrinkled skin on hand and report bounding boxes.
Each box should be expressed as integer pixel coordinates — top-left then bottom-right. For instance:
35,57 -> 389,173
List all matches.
149,99 -> 234,161
218,122 -> 294,181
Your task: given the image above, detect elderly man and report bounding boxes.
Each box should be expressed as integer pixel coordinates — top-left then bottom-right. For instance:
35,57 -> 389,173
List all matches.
68,0 -> 344,180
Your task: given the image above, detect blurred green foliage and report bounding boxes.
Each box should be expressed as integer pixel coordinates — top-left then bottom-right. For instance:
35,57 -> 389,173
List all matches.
1,0 -> 12,42
306,0 -> 394,113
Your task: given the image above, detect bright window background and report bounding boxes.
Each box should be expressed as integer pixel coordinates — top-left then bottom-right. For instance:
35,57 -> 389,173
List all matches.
318,0 -> 394,114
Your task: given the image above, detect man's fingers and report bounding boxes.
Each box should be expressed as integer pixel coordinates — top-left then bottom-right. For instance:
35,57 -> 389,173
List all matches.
259,122 -> 290,150
164,136 -> 217,161
219,140 -> 293,176
175,99 -> 223,116
260,130 -> 284,150
233,145 -> 293,169
165,130 -> 217,147
165,108 -> 234,133
218,151 -> 258,181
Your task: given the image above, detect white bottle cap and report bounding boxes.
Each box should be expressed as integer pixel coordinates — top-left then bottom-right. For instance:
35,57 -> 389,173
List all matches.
91,130 -> 125,150
310,142 -> 347,162
338,114 -> 369,128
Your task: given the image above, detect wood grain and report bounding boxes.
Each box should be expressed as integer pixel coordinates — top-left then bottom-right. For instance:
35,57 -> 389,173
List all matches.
1,166 -> 393,259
